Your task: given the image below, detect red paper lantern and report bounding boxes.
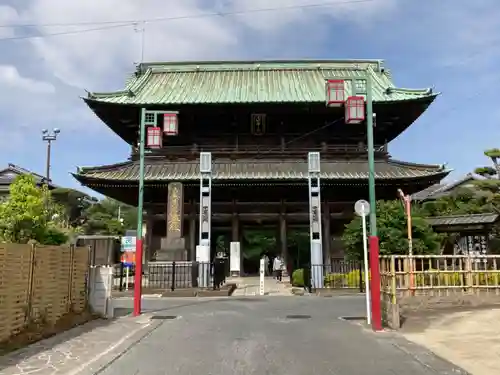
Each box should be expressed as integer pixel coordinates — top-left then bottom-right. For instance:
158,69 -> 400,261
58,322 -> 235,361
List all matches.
345,96 -> 365,124
163,113 -> 178,136
326,79 -> 345,107
146,126 -> 162,148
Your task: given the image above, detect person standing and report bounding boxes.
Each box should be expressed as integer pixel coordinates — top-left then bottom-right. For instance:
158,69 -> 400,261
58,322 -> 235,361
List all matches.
262,253 -> 269,276
273,255 -> 283,282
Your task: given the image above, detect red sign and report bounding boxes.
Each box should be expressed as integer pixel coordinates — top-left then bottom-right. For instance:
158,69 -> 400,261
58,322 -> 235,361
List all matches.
121,251 -> 136,266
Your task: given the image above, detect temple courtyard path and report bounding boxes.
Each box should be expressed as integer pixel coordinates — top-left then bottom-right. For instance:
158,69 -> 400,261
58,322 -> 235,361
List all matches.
96,296 -> 465,375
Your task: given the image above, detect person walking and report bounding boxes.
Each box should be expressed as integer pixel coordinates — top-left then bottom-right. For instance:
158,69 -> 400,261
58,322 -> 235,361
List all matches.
273,255 -> 283,282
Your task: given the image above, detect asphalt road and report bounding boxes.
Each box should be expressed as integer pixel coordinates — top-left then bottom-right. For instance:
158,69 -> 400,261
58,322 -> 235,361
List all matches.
99,296 -> 466,375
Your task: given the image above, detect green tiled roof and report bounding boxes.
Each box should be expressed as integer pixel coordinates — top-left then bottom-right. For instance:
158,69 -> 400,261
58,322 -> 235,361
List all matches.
86,60 -> 436,105
427,213 -> 499,227
73,158 -> 449,182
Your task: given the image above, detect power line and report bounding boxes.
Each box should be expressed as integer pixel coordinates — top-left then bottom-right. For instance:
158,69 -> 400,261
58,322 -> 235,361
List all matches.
0,23 -> 136,42
0,0 -> 374,30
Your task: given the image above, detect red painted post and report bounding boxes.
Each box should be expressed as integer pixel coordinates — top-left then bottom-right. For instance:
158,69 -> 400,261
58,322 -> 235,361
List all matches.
133,238 -> 143,316
369,236 -> 382,331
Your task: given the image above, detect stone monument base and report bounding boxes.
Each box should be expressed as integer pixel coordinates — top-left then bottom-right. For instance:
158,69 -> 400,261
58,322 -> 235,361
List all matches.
155,238 -> 187,261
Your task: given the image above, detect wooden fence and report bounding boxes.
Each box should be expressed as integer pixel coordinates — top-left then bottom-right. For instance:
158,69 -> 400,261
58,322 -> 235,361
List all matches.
0,243 -> 89,343
379,255 -> 500,328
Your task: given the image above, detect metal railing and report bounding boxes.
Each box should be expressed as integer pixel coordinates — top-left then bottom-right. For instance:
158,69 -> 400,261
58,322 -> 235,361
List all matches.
113,260 -> 227,291
303,259 -> 364,291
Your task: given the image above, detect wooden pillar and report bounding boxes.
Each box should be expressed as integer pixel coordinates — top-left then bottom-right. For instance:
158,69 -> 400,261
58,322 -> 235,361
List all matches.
279,200 -> 288,276
322,201 -> 331,265
231,208 -> 239,242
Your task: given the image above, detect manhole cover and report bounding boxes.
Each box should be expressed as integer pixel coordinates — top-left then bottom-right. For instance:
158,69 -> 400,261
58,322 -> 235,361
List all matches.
286,315 -> 311,320
151,315 -> 178,320
341,316 -> 366,321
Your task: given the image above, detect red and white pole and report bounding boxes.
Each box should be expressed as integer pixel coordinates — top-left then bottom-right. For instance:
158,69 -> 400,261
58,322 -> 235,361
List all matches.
133,239 -> 143,316
369,236 -> 382,331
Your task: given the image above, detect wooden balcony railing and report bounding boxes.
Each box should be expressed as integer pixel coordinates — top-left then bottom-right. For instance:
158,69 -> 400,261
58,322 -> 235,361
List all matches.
131,143 -> 388,159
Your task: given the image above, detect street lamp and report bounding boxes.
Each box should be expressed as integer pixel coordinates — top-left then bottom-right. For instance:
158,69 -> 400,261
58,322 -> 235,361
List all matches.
327,68 -> 381,330
134,108 -> 178,317
41,128 -> 60,183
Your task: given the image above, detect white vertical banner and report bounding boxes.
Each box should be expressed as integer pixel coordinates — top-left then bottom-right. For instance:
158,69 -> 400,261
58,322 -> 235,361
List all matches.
230,242 -> 241,276
259,258 -> 265,296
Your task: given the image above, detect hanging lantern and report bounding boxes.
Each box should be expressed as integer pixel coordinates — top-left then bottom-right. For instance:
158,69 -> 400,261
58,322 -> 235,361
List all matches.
163,113 -> 178,136
345,96 -> 365,124
325,79 -> 345,107
146,126 -> 162,148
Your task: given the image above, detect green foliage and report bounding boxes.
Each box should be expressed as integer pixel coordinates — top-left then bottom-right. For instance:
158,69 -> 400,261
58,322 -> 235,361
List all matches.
484,148 -> 500,159
342,200 -> 441,260
242,230 -> 276,260
0,175 -> 67,244
474,166 -> 497,177
324,269 -> 365,288
81,198 -> 137,235
422,187 -> 489,216
291,268 -> 305,287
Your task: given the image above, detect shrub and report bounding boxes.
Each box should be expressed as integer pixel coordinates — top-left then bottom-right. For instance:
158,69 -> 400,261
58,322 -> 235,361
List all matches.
324,270 -> 368,288
292,268 -> 305,287
411,270 -> 500,287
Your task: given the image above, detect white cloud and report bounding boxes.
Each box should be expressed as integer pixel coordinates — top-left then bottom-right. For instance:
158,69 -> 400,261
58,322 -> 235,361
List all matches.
0,5 -> 18,38
0,65 -> 55,93
19,0 -> 399,90
222,0 -> 398,32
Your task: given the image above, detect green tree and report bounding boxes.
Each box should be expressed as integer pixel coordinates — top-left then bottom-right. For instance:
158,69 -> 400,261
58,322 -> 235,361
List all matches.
50,187 -> 94,226
342,200 -> 441,260
0,174 -> 67,244
81,198 -> 137,235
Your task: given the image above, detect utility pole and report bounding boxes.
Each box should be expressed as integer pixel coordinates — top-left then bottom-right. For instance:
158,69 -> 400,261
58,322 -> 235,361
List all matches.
41,128 -> 60,183
365,70 -> 382,331
134,108 -> 178,317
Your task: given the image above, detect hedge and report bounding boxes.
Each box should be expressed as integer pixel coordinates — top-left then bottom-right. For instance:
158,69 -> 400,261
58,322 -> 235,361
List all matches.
291,268 -> 500,288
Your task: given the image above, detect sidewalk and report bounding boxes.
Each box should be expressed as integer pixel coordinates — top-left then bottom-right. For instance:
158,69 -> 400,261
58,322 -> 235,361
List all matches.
402,308 -> 500,375
0,315 -> 155,375
230,276 -> 293,296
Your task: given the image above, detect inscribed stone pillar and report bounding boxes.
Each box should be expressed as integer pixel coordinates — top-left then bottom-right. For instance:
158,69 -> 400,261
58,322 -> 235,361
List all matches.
157,182 -> 186,261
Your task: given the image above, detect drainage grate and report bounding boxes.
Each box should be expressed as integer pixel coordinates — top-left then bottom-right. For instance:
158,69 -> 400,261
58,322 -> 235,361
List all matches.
231,298 -> 266,302
151,315 -> 178,320
285,314 -> 311,320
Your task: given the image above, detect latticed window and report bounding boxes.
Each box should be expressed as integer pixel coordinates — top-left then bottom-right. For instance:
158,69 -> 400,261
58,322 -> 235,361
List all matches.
145,112 -> 156,125
355,79 -> 367,94
146,126 -> 162,148
163,113 -> 178,135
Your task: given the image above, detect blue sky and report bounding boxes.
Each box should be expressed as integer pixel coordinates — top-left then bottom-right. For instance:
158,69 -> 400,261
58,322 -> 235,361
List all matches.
0,0 -> 499,197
